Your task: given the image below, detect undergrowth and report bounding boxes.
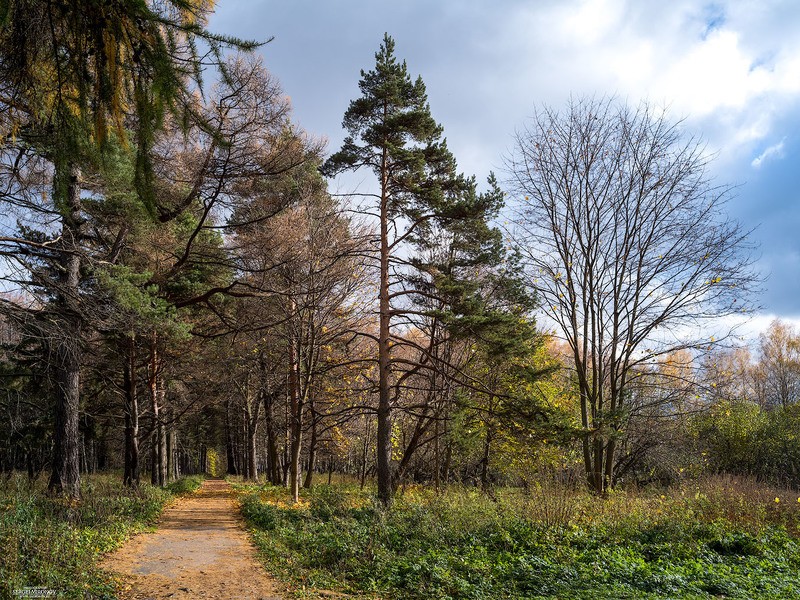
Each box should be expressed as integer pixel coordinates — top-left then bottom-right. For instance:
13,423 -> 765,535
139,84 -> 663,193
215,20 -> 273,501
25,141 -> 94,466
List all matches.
0,472 -> 203,599
236,475 -> 800,599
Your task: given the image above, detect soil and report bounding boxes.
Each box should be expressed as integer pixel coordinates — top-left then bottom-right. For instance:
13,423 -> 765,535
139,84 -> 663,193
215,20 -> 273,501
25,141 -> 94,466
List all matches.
102,479 -> 283,600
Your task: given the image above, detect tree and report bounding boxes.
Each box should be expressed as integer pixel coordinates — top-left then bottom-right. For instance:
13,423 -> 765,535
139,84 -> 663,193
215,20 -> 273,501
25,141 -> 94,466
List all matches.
756,320 -> 800,409
230,166 -> 367,499
324,34 -> 507,504
0,0 -> 253,498
507,96 -> 758,494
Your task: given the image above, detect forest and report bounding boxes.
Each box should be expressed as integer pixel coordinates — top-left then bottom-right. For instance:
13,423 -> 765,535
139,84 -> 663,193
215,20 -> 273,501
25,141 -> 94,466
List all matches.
2,2 -> 800,599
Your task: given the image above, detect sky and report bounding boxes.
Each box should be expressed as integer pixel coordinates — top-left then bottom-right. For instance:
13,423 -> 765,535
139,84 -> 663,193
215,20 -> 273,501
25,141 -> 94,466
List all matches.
208,0 -> 800,338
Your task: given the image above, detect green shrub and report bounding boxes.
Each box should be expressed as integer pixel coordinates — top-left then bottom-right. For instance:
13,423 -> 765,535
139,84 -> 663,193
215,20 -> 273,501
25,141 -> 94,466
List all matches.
166,475 -> 203,495
241,493 -> 279,530
309,485 -> 348,520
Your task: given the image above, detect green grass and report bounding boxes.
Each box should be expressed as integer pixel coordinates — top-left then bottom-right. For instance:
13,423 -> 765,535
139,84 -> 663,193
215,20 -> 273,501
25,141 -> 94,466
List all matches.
0,472 -> 203,599
235,476 -> 800,599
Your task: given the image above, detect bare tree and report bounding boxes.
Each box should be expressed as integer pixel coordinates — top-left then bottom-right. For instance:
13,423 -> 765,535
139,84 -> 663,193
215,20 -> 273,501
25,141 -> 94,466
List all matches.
507,96 -> 758,494
756,320 -> 800,409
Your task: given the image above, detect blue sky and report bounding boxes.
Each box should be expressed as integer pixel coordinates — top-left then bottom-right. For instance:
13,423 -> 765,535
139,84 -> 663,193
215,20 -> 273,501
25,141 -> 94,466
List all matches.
209,0 -> 800,335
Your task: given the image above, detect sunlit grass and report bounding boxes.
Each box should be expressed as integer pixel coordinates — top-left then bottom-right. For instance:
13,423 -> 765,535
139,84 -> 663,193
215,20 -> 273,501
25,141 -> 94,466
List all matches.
237,475 -> 800,599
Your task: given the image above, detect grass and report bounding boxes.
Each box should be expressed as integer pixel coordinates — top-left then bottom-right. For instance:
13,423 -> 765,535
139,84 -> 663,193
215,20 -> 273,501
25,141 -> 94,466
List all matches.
0,472 -> 203,599
234,475 -> 800,599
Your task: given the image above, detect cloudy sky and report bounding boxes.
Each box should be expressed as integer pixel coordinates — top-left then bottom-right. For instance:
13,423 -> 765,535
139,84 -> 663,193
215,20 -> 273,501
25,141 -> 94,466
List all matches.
209,0 -> 800,334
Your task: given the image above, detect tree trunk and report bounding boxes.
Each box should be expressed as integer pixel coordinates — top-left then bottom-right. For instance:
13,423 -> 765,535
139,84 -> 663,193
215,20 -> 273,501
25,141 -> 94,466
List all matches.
443,441 -> 452,486
149,335 -> 165,486
434,418 -> 440,492
150,430 -> 158,485
123,336 -> 140,487
264,392 -> 280,485
166,429 -> 174,484
248,422 -> 258,482
394,412 -> 430,488
225,399 -> 238,476
282,391 -> 290,486
288,316 -> 303,502
376,144 -> 393,505
171,430 -> 180,480
48,164 -> 83,499
480,420 -> 493,491
592,437 -> 604,494
603,439 -> 616,491
245,377 -> 261,482
360,413 -> 370,490
303,411 -> 317,489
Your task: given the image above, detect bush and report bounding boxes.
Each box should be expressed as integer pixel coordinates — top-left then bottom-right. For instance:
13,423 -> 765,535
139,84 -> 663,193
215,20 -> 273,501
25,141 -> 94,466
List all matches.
241,493 -> 280,530
309,485 -> 348,520
166,475 -> 203,495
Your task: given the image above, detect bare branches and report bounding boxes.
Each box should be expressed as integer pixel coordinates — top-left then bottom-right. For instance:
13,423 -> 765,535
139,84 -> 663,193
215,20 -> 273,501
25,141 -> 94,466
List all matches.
507,96 -> 759,493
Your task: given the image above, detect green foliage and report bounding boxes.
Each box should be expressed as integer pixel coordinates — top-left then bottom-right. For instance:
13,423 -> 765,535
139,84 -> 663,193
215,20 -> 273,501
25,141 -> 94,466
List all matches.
96,265 -> 189,338
694,402 -> 800,485
323,33 -> 466,219
165,475 -> 203,495
0,0 -> 256,212
237,479 -> 800,599
0,473 -> 200,599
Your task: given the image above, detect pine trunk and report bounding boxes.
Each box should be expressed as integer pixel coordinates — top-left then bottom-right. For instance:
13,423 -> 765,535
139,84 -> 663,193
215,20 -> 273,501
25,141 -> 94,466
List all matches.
376,142 -> 393,505
149,336 -> 165,486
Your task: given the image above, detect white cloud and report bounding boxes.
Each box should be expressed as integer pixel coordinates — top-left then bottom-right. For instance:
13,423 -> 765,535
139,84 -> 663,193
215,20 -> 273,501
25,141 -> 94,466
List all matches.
718,313 -> 800,347
487,0 -> 800,164
751,138 -> 786,168
652,30 -> 773,117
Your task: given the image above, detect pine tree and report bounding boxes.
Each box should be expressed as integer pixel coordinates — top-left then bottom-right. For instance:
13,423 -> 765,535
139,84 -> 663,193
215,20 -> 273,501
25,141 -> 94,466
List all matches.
324,34 -> 506,504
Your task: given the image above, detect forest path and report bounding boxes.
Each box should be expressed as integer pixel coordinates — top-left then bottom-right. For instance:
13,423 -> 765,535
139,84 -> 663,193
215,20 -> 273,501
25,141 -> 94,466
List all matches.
102,479 -> 282,600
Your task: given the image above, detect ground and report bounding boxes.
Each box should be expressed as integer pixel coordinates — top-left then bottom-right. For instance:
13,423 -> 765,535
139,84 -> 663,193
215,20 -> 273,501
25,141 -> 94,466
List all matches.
102,479 -> 283,600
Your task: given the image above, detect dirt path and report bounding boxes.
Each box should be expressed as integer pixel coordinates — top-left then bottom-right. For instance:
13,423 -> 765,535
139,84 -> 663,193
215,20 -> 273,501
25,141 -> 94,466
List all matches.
102,479 -> 282,600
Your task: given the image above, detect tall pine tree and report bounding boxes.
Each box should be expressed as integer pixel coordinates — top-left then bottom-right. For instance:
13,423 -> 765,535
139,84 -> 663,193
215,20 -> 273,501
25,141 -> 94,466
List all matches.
324,34 -> 512,504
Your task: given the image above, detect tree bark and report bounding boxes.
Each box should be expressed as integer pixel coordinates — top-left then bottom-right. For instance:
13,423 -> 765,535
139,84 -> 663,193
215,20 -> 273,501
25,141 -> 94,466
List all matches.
225,399 -> 238,475
394,412 -> 430,488
360,413 -> 370,490
245,375 -> 261,481
166,429 -> 174,484
303,409 -> 317,489
48,163 -> 83,499
434,418 -> 440,492
480,420 -> 493,491
123,336 -> 140,487
264,392 -> 280,485
288,316 -> 303,502
376,140 -> 393,505
149,335 -> 165,486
